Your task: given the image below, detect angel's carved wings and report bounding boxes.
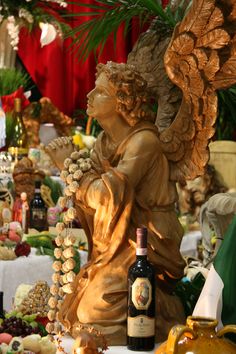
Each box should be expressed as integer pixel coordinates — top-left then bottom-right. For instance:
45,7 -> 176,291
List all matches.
161,0 -> 236,182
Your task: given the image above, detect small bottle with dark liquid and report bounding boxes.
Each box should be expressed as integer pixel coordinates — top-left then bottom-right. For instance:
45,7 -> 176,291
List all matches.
30,180 -> 48,232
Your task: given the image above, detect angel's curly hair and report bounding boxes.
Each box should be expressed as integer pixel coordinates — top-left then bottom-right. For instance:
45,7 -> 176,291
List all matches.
96,62 -> 156,126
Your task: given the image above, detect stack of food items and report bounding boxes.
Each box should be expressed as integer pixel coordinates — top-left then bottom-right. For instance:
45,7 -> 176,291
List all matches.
0,334 -> 56,353
16,281 -> 50,319
0,281 -> 56,353
0,221 -> 31,260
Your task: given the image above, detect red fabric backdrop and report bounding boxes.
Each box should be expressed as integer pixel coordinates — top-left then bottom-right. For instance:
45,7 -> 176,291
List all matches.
18,2 -> 141,116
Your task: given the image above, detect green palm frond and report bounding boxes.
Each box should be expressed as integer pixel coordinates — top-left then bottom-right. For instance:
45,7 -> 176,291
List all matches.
0,68 -> 31,96
66,0 -> 177,61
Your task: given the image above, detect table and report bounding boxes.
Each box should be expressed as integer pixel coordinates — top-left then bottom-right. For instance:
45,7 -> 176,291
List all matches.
52,231 -> 200,354
0,249 -> 88,311
0,250 -> 53,311
56,335 -> 160,354
0,228 -> 201,312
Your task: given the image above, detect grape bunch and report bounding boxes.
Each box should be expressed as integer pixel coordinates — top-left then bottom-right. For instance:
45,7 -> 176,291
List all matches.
0,316 -> 40,337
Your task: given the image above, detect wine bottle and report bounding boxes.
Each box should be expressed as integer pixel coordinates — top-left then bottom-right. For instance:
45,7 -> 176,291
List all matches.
0,291 -> 4,319
8,98 -> 28,160
30,180 -> 48,232
127,227 -> 156,351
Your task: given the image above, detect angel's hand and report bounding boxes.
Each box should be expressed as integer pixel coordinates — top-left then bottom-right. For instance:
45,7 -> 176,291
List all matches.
45,137 -> 74,171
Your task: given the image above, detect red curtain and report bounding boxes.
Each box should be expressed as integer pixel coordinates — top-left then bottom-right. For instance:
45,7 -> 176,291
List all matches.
19,2 -> 236,142
18,2 -> 140,116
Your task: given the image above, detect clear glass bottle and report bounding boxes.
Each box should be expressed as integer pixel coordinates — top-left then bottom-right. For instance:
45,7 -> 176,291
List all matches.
8,98 -> 28,161
30,180 -> 48,232
127,227 -> 156,351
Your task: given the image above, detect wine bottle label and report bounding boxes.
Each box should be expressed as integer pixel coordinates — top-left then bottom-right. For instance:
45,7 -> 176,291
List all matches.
32,209 -> 46,220
132,278 -> 152,310
127,315 -> 155,337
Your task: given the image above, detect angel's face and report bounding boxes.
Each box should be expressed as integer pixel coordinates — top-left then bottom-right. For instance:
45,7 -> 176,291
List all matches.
86,72 -> 117,120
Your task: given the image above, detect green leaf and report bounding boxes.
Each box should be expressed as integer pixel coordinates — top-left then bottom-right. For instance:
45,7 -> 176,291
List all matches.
26,234 -> 55,250
65,0 -> 176,61
37,322 -> 48,337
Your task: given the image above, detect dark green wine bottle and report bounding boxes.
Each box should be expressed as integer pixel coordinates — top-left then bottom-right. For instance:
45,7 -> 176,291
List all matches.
30,181 -> 48,232
127,227 -> 156,351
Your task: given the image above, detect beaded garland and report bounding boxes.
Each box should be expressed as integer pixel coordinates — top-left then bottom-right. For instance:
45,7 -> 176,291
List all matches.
46,148 -> 92,336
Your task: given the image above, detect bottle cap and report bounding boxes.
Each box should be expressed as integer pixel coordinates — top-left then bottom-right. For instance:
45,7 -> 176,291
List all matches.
136,227 -> 147,249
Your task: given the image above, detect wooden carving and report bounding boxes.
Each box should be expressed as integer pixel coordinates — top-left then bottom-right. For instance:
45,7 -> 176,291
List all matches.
23,97 -> 73,147
45,0 -> 236,346
12,157 -> 36,201
46,64 -> 186,344
128,0 -> 236,182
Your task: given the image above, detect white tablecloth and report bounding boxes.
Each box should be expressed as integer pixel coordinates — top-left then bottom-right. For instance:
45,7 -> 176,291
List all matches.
0,249 -> 88,311
0,251 -> 53,311
57,335 -> 159,354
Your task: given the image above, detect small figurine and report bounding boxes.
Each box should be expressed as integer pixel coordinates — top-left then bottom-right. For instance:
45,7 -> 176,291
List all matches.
12,192 -> 29,234
21,192 -> 29,234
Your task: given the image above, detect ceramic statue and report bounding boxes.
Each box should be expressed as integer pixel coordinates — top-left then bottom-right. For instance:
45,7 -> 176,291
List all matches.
177,164 -> 227,223
23,97 -> 73,147
46,62 -> 186,343
200,192 -> 236,266
46,0 -> 236,344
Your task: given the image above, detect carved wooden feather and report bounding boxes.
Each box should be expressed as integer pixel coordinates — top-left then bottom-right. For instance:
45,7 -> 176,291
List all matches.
161,0 -> 236,182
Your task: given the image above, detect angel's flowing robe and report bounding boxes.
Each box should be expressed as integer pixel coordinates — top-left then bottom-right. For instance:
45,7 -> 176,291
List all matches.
58,121 -> 186,343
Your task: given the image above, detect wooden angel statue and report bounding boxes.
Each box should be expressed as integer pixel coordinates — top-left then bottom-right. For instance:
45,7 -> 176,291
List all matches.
46,0 -> 236,344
